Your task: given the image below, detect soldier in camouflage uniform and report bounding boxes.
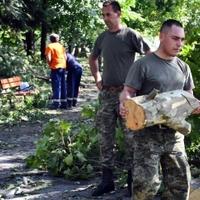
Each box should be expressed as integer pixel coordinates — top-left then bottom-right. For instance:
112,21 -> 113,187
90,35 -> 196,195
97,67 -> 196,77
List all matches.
89,0 -> 150,197
120,19 -> 200,199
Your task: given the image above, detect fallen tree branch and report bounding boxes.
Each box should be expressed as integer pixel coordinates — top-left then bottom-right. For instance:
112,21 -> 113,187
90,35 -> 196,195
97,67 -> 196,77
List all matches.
24,65 -> 51,83
124,89 -> 199,135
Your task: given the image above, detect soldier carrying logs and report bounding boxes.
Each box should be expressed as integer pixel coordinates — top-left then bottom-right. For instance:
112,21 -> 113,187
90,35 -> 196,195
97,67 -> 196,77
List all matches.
119,19 -> 200,200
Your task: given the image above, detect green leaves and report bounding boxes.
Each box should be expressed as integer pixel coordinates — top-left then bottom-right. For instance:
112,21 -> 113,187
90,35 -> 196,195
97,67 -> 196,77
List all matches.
0,97 -> 47,126
185,116 -> 200,172
26,112 -> 99,179
64,154 -> 74,166
76,151 -> 87,163
81,102 -> 99,119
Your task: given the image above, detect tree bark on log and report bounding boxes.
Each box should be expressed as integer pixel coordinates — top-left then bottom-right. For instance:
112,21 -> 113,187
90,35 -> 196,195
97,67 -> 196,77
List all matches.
124,89 -> 199,135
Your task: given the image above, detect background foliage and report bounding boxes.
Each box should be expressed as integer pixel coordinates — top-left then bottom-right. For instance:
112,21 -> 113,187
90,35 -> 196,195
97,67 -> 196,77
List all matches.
0,0 -> 200,177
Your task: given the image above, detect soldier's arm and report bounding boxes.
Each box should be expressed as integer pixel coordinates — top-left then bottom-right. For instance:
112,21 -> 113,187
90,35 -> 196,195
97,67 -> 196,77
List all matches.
89,54 -> 102,90
187,89 -> 200,114
119,86 -> 137,118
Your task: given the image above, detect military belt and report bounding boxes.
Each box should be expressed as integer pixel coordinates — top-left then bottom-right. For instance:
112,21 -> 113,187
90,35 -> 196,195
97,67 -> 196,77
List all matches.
102,85 -> 123,92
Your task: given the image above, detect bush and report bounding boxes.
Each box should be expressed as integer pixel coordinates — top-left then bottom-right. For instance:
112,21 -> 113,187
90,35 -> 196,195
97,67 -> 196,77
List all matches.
26,104 -> 100,180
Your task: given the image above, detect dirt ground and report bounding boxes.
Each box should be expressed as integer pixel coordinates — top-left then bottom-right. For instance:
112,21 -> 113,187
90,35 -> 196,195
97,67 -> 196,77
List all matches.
1,77 -> 200,200
0,81 -> 131,200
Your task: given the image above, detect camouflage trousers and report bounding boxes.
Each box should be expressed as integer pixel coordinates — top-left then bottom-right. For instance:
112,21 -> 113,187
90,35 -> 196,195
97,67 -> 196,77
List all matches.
132,126 -> 191,200
96,89 -> 134,170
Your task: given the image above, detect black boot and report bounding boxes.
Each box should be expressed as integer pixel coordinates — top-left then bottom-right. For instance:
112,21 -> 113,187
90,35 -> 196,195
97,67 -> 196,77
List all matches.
92,168 -> 115,196
67,100 -> 73,110
72,99 -> 77,107
127,170 -> 132,197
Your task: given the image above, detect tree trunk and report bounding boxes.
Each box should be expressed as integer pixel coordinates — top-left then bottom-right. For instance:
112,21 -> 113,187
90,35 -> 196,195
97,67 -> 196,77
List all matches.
74,46 -> 80,57
40,22 -> 47,60
124,89 -> 199,135
40,0 -> 48,60
24,30 -> 35,55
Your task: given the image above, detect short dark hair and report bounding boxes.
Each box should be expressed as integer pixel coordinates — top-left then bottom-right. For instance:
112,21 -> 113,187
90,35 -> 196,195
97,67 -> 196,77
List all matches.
160,19 -> 183,32
103,0 -> 121,12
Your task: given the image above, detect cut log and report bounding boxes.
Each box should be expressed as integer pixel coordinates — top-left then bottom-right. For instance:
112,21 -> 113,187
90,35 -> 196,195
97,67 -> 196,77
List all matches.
124,89 -> 199,135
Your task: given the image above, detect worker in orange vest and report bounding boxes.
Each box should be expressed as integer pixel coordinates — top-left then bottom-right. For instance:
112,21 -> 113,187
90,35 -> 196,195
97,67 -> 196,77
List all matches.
45,33 -> 67,109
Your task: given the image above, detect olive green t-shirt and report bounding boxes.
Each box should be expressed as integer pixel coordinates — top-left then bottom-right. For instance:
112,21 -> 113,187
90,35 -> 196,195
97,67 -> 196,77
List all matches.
91,27 -> 150,86
125,53 -> 194,95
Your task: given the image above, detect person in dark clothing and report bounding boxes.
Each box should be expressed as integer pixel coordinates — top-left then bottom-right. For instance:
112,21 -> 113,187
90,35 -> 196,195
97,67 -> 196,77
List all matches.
89,0 -> 150,197
66,53 -> 83,109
